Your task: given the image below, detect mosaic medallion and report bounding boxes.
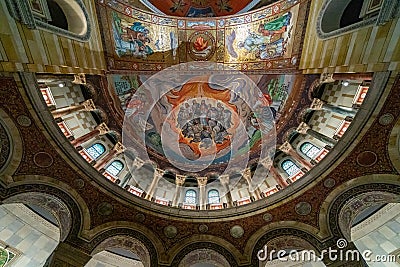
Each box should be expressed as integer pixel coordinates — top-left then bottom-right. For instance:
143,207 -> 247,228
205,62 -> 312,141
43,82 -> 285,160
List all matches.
198,224 -> 208,233
16,114 -> 31,127
33,152 -> 53,168
97,202 -> 114,216
357,151 -> 377,167
135,213 -> 146,222
188,31 -> 215,61
164,225 -> 178,239
378,113 -> 394,126
230,225 -> 244,238
262,213 -> 273,222
323,178 -> 336,188
295,201 -> 312,215
73,179 -> 85,189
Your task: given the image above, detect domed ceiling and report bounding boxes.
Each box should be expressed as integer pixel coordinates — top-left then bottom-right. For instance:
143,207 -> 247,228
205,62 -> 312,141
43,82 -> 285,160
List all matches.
120,66 -> 292,177
140,0 -> 268,17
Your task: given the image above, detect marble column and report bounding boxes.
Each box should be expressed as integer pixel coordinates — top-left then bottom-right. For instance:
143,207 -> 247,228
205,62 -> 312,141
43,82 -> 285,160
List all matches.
260,157 -> 289,188
242,169 -> 262,200
279,141 -> 313,170
51,99 -> 95,119
172,175 -> 186,207
120,172 -> 132,188
197,176 -> 208,210
219,175 -> 233,208
94,142 -> 125,170
44,242 -> 91,267
310,98 -> 357,117
296,122 -> 337,146
71,122 -> 109,147
145,168 -> 164,200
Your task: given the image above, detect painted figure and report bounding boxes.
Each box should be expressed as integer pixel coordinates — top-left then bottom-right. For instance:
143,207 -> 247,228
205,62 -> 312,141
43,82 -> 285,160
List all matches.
112,12 -> 154,58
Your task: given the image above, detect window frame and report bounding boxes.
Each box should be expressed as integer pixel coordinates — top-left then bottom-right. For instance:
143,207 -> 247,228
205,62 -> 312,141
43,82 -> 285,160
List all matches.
184,189 -> 197,204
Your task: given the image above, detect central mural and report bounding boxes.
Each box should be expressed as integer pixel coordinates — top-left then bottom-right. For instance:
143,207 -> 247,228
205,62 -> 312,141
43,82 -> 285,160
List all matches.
98,0 -> 307,72
112,72 -> 297,175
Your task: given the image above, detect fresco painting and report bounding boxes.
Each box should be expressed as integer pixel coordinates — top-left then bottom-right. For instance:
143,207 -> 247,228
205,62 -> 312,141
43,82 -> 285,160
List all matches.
110,74 -> 297,161
99,0 -> 305,72
139,0 -> 259,17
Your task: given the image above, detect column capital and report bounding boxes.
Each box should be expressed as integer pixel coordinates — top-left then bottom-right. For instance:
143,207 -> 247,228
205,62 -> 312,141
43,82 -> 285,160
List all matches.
95,122 -> 110,135
242,168 -> 252,181
154,168 -> 165,178
132,157 -> 145,169
310,98 -> 325,110
279,141 -> 293,154
296,122 -> 310,134
175,174 -> 186,186
82,99 -> 96,111
320,73 -> 335,84
113,142 -> 125,154
72,73 -> 86,84
219,174 -> 230,185
259,157 -> 273,168
196,176 -> 208,187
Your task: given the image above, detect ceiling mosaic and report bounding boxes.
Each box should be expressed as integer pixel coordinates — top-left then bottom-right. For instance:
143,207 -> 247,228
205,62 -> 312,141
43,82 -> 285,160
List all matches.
111,70 -> 299,176
139,0 -> 262,17
97,0 -> 307,73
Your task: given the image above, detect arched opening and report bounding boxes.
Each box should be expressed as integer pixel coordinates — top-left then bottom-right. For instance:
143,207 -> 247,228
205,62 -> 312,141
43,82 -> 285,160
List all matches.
89,236 -> 151,267
178,249 -> 231,267
86,143 -> 106,160
317,0 -> 381,39
258,235 -> 326,267
46,0 -> 68,30
184,189 -> 197,204
0,192 -> 74,266
337,191 -> 400,263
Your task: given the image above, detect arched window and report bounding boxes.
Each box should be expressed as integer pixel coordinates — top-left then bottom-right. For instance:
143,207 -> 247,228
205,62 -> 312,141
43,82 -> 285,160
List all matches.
300,142 -> 321,159
5,0 -> 91,41
184,190 -> 197,204
281,159 -> 300,177
208,190 -> 220,204
86,143 -> 106,160
105,160 -> 124,176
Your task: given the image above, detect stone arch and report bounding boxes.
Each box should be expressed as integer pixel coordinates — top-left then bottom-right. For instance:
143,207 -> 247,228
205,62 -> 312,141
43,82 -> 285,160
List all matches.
171,242 -> 239,267
178,248 -> 231,267
326,181 -> 400,240
388,115 -> 400,173
90,235 -> 151,267
251,228 -> 323,266
316,0 -> 377,39
2,192 -> 71,242
0,183 -> 84,242
38,0 -> 91,41
88,229 -> 158,267
0,108 -> 23,179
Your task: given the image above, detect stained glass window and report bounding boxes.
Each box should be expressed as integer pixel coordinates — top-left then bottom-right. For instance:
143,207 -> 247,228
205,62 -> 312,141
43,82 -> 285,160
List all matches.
105,160 -> 124,176
185,190 -> 197,204
86,143 -> 106,160
300,142 -> 321,159
208,189 -> 220,204
281,159 -> 300,177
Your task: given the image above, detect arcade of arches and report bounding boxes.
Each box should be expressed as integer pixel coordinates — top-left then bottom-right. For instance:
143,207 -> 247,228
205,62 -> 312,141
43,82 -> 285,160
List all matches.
0,0 -> 400,266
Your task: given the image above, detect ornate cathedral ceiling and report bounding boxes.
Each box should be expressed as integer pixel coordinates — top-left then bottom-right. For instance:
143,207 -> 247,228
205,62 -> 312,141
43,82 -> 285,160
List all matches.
139,0 -> 273,17
1,71 -> 399,265
98,0 -> 307,73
